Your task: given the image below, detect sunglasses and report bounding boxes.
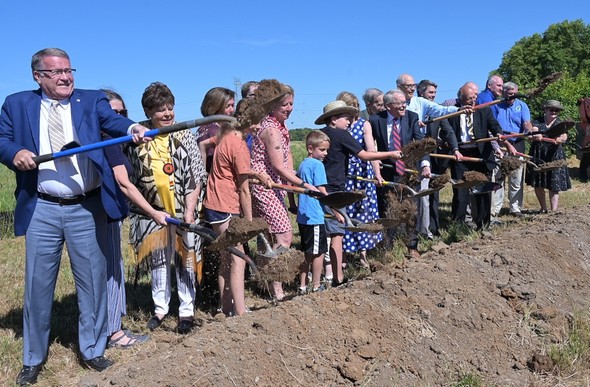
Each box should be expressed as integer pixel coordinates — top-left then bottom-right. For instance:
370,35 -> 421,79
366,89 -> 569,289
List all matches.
113,109 -> 128,117
547,109 -> 561,113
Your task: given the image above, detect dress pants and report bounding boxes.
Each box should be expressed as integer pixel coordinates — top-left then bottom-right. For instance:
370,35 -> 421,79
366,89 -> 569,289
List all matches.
451,148 -> 492,230
23,195 -> 108,366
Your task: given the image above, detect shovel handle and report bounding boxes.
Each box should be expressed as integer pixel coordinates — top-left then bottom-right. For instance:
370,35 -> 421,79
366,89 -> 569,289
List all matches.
429,153 -> 487,163
251,180 -> 324,198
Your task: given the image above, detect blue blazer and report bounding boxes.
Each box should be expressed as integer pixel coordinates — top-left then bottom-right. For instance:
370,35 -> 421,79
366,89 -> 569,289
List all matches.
0,88 -> 134,235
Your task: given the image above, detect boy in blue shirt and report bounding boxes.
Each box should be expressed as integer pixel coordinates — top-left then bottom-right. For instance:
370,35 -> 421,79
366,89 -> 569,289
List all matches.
297,131 -> 331,293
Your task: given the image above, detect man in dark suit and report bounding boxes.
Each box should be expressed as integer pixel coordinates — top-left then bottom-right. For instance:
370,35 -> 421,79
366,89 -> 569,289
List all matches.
444,84 -> 516,230
369,89 -> 430,258
0,48 -> 151,385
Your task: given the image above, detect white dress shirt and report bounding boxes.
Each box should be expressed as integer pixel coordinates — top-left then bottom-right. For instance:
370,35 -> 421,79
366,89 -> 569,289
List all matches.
37,94 -> 101,197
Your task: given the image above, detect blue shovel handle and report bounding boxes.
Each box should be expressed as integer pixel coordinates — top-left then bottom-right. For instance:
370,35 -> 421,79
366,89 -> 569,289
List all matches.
32,115 -> 235,164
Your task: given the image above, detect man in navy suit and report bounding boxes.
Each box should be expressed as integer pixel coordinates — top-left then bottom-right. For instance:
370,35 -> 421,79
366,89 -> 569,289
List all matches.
0,48 -> 151,385
445,84 -> 516,230
369,89 -> 430,258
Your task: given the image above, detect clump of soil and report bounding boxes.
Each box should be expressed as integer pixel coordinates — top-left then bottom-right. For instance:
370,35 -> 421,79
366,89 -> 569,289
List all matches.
206,217 -> 268,252
402,138 -> 437,167
384,191 -> 417,228
534,159 -> 568,172
453,170 -> 489,189
401,172 -> 421,187
501,156 -> 524,175
430,173 -> 451,189
254,248 -> 303,284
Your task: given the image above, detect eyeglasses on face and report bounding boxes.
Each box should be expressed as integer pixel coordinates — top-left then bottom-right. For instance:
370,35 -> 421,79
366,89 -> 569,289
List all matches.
547,109 -> 561,113
36,68 -> 76,78
113,109 -> 128,117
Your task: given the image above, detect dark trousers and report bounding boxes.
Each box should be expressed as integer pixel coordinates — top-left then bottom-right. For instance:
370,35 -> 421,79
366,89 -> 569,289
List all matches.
451,149 -> 491,230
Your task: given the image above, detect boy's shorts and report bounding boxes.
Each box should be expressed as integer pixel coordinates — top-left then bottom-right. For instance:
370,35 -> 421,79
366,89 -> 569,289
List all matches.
203,208 -> 238,225
298,223 -> 328,256
324,206 -> 346,236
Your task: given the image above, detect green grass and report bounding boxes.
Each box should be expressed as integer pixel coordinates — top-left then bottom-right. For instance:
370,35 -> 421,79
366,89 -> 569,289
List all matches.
0,164 -> 16,238
549,311 -> 590,374
290,140 -> 306,171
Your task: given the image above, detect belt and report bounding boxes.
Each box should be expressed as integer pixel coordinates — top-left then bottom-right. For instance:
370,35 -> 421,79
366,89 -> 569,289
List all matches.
38,187 -> 101,205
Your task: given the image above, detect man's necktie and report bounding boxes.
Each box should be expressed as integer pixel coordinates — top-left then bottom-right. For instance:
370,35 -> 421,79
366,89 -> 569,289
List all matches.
466,113 -> 474,139
391,118 -> 405,175
48,101 -> 66,152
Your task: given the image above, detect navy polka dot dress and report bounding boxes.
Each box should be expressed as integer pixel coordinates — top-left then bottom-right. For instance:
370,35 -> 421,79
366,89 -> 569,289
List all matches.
343,118 -> 382,252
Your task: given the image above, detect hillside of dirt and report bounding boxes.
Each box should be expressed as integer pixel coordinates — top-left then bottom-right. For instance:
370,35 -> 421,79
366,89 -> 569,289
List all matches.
75,205 -> 590,386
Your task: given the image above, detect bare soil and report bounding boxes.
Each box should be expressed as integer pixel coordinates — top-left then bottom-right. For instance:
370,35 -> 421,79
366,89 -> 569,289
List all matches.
75,205 -> 590,386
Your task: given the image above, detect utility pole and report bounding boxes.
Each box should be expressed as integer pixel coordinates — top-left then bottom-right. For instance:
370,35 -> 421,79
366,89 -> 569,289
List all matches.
233,77 -> 241,98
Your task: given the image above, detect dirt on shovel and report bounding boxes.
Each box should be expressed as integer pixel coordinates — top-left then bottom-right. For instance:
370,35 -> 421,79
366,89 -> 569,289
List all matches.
429,174 -> 451,190
402,138 -> 438,167
534,159 -> 568,172
206,217 -> 269,252
453,171 -> 489,189
501,156 -> 524,176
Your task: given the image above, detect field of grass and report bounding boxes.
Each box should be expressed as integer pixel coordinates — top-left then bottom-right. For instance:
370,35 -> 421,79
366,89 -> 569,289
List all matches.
1,155 -> 590,383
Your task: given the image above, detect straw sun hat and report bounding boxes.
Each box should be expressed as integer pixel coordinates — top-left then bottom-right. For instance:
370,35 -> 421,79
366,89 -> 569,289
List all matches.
314,100 -> 359,125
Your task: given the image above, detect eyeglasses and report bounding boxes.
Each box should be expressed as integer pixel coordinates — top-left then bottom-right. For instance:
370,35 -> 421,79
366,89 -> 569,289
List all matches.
388,102 -> 406,107
399,83 -> 417,88
36,68 -> 76,78
113,109 -> 128,117
547,109 -> 561,113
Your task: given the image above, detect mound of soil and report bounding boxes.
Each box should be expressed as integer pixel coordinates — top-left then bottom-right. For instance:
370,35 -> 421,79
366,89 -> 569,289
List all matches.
79,205 -> 590,386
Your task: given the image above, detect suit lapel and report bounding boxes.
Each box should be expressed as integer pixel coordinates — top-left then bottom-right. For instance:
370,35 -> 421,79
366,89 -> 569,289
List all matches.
70,90 -> 85,142
25,91 -> 42,152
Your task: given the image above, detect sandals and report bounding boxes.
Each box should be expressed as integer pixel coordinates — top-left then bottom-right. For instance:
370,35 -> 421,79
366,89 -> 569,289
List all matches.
107,331 -> 150,349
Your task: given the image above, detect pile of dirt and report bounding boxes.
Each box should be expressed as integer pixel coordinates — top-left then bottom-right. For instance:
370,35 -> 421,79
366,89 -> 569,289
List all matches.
77,205 -> 590,386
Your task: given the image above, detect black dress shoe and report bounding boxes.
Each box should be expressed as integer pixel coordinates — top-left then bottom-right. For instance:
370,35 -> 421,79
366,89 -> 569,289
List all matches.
16,365 -> 42,386
177,319 -> 194,334
147,315 -> 165,331
83,356 -> 113,372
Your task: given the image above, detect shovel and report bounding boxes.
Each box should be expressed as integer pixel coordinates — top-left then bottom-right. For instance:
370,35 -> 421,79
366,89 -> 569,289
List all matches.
429,153 -> 499,169
349,175 -> 440,198
252,181 -> 365,208
129,208 -> 259,274
32,115 -> 236,164
326,207 -> 385,233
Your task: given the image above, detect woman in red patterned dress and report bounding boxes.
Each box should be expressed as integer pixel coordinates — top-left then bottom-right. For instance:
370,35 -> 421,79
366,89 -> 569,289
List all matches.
250,81 -> 313,299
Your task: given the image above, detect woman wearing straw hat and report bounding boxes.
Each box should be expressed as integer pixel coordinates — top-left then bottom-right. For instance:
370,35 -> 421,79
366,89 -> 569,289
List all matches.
316,100 -> 402,287
526,99 -> 571,213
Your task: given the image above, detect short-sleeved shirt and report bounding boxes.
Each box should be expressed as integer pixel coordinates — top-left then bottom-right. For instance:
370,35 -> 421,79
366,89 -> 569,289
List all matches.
320,126 -> 363,193
491,99 -> 531,134
296,157 -> 327,225
204,131 -> 250,214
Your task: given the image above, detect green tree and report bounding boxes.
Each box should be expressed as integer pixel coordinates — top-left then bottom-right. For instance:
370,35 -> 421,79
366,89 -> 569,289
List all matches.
493,19 -> 590,156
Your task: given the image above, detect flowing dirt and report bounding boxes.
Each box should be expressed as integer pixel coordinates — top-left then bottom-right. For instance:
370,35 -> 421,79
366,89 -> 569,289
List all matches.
206,217 -> 269,252
73,205 -> 590,386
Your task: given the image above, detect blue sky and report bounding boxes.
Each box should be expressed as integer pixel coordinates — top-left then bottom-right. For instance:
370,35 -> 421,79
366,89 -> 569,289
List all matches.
0,2 -> 587,129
